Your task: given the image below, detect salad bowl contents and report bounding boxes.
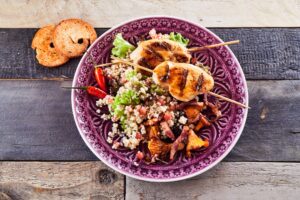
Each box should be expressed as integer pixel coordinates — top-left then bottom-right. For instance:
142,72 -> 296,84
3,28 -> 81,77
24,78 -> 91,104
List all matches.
71,17 -> 248,182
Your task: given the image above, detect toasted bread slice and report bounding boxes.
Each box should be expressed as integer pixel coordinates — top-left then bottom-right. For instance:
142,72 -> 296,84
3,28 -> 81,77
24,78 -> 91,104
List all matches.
53,19 -> 97,58
32,25 -> 69,67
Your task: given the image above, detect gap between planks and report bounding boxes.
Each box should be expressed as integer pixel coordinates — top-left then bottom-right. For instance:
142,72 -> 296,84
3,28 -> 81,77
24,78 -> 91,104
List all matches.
1,0 -> 300,27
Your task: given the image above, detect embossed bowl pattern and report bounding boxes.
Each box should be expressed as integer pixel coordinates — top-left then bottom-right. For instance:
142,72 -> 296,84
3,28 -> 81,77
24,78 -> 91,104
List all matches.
71,16 -> 248,182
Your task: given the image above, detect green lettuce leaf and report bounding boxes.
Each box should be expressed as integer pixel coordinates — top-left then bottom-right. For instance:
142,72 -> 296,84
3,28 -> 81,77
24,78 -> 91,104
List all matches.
169,32 -> 189,46
111,89 -> 140,130
125,70 -> 137,81
112,34 -> 135,58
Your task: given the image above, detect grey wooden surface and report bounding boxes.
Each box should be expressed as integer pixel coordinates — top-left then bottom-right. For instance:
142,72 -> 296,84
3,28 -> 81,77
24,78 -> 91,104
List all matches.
0,28 -> 300,80
126,162 -> 300,200
0,162 -> 124,200
0,80 -> 299,161
0,1 -> 300,198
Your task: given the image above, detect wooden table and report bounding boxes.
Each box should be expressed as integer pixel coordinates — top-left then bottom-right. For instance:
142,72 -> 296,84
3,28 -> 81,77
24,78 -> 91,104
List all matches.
0,1 -> 300,199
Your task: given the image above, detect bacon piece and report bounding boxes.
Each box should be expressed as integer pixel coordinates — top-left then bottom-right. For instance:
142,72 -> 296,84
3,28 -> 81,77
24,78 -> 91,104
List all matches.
170,126 -> 189,160
160,121 -> 175,140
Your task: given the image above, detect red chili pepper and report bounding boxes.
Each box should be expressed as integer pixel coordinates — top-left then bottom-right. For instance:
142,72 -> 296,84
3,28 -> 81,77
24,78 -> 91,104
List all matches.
94,67 -> 107,92
63,86 -> 107,99
86,86 -> 107,99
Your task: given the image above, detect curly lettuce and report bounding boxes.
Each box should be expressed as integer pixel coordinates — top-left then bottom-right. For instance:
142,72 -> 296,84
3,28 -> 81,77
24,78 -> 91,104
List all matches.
113,89 -> 140,106
111,89 -> 140,129
169,32 -> 189,46
112,34 -> 136,58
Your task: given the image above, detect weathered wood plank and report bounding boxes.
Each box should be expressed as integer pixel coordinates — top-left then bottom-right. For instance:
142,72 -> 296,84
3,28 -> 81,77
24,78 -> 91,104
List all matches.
0,161 -> 124,200
1,28 -> 300,80
0,28 -> 106,79
226,80 -> 300,161
0,80 -> 299,161
1,0 -> 300,27
0,80 -> 97,161
126,162 -> 300,200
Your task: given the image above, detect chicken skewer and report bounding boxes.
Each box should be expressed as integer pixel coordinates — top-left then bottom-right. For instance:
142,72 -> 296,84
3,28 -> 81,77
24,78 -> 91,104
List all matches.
97,40 -> 239,68
112,57 -> 249,108
130,38 -> 239,70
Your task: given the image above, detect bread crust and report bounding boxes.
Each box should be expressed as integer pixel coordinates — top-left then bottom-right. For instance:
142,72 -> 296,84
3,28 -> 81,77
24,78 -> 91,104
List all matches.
53,18 -> 97,58
32,25 -> 69,67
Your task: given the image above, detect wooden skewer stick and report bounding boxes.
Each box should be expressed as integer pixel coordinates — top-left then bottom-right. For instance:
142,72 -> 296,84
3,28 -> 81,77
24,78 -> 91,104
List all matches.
208,91 -> 249,109
188,40 -> 240,52
110,58 -> 249,109
84,50 -> 135,68
94,62 -> 123,68
85,50 -> 122,68
112,56 -> 154,73
89,40 -> 239,67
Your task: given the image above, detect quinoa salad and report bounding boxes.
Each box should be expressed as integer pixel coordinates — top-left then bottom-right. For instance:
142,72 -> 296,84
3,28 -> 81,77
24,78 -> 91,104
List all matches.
97,65 -> 184,149
83,29 -> 230,165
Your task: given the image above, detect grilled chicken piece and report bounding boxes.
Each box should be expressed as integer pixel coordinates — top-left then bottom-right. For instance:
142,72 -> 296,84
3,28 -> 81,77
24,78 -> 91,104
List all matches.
130,39 -> 191,71
153,61 -> 214,102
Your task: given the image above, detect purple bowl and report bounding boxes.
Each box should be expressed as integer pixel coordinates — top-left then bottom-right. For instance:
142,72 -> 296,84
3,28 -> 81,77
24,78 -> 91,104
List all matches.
71,16 -> 248,182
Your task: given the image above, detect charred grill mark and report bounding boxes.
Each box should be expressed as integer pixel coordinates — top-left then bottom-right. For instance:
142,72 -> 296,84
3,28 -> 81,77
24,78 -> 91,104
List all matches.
195,74 -> 204,91
151,41 -> 172,51
144,48 -> 152,56
180,69 -> 189,90
138,57 -> 154,69
161,41 -> 172,51
145,45 -> 164,61
160,64 -> 170,82
173,53 -> 189,63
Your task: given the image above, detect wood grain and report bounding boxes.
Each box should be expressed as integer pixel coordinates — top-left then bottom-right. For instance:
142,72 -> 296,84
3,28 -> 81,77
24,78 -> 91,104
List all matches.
0,80 -> 299,161
126,162 -> 300,200
0,162 -> 124,200
0,80 -> 97,161
1,0 -> 300,27
226,80 -> 300,161
1,28 -> 300,80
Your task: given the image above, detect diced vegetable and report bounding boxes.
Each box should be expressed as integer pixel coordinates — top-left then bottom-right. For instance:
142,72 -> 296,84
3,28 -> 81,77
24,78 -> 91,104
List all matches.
138,106 -> 147,116
135,132 -> 142,139
136,151 -> 144,160
112,33 -> 135,58
169,32 -> 189,46
163,112 -> 172,121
